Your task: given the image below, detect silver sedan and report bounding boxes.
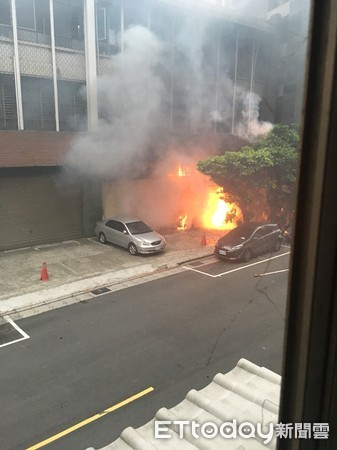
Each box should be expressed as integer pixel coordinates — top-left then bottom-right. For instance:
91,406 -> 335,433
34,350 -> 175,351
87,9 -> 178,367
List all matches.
94,217 -> 166,255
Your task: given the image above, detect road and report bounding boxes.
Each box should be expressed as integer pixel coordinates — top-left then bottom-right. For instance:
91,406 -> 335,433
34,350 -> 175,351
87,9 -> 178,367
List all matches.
0,249 -> 290,450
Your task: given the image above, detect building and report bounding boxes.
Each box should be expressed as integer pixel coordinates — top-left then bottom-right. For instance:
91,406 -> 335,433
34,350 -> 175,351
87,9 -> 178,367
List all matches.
266,0 -> 310,123
0,0 -> 308,251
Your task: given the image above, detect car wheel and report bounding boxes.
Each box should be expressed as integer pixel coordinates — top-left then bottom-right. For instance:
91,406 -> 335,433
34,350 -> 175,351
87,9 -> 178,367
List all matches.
99,232 -> 107,244
274,239 -> 282,251
128,243 -> 138,255
243,248 -> 252,262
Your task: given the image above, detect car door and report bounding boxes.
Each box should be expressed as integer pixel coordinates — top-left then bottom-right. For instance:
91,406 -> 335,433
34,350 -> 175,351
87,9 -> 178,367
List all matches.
263,225 -> 277,251
114,221 -> 129,248
251,227 -> 267,255
104,220 -> 121,245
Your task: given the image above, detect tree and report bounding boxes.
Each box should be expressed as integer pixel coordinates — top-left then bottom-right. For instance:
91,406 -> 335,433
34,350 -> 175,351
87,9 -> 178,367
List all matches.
197,124 -> 299,225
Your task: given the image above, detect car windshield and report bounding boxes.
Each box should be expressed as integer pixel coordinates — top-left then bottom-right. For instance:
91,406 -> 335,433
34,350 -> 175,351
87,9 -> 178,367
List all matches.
228,225 -> 257,240
126,221 -> 153,235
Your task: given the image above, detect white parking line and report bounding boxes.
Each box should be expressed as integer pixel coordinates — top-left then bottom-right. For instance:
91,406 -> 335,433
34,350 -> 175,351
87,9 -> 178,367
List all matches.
87,237 -> 106,247
183,251 -> 291,278
254,268 -> 289,277
34,240 -> 80,250
182,266 -> 217,278
0,315 -> 30,348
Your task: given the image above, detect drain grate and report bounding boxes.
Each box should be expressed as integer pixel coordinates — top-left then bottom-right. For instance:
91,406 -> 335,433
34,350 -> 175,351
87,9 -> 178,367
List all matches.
91,287 -> 111,296
188,261 -> 206,267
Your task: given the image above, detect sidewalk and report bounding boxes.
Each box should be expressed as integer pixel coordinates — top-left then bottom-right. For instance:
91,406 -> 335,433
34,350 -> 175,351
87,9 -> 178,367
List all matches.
0,229 -> 223,317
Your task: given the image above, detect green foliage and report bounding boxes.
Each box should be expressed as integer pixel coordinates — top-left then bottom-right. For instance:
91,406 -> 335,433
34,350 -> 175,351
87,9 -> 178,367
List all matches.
198,148 -> 273,181
197,124 -> 299,222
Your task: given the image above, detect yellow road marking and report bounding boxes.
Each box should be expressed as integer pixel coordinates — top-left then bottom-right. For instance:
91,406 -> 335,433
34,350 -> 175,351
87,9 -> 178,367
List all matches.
26,386 -> 154,450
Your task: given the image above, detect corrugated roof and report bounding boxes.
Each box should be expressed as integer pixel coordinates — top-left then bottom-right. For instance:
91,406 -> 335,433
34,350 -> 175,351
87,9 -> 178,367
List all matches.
91,359 -> 281,450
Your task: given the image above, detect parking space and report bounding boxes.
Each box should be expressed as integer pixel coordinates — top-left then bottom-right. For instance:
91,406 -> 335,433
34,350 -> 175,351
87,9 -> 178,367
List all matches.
183,249 -> 291,278
0,316 -> 30,348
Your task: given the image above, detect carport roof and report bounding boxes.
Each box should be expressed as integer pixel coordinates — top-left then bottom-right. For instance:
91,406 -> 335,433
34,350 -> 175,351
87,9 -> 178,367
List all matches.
93,358 -> 281,450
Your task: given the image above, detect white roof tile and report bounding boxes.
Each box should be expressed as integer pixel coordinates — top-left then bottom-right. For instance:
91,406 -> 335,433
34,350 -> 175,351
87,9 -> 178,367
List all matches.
91,359 -> 281,450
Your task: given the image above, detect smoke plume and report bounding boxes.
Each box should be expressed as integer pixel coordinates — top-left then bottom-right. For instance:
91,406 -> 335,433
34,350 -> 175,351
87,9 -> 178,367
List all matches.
66,26 -> 166,178
67,19 -> 272,179
236,90 -> 273,139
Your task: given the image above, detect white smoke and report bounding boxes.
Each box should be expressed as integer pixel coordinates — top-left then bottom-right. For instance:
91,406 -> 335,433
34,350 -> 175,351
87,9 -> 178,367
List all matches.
173,13 -> 210,130
67,19 -> 272,178
66,26 -> 165,178
236,90 -> 273,139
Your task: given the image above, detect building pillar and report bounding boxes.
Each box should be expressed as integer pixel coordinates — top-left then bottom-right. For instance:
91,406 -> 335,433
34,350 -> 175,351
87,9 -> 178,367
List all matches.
231,31 -> 239,134
83,0 -> 98,131
49,0 -> 59,131
10,0 -> 24,130
82,0 -> 101,235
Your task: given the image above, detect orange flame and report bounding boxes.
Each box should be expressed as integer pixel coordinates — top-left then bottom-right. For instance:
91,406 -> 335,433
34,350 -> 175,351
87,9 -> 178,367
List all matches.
178,165 -> 190,177
174,162 -> 242,231
202,187 -> 242,230
177,214 -> 188,230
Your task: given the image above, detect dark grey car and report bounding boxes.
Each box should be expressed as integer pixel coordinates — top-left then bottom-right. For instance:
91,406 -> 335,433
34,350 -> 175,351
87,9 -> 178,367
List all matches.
94,217 -> 166,255
214,222 -> 282,262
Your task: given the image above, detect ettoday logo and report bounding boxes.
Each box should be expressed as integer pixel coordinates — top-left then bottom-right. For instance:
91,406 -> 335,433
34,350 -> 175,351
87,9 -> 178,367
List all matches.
154,420 -> 329,444
154,419 -> 275,444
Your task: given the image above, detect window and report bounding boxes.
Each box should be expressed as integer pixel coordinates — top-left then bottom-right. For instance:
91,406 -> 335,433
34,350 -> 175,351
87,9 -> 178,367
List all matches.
97,3 -> 120,56
21,77 -> 55,131
253,228 -> 265,238
6,2 -> 337,450
0,0 -> 11,26
53,0 -> 84,50
58,81 -> 87,131
106,220 -> 116,229
15,0 -> 50,44
126,221 -> 152,235
16,0 -> 36,30
71,6 -> 83,40
0,74 -> 17,130
114,222 -> 127,233
97,7 -> 106,40
35,0 -> 51,35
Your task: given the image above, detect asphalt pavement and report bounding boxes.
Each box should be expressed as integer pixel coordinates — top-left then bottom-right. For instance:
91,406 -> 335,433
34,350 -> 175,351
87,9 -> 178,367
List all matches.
0,252 -> 289,450
0,228 -> 224,318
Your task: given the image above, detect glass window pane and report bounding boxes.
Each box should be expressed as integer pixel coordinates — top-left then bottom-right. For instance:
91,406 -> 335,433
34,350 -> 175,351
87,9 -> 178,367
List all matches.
97,7 -> 106,40
0,0 -> 11,26
21,77 -> 55,131
16,0 -> 35,30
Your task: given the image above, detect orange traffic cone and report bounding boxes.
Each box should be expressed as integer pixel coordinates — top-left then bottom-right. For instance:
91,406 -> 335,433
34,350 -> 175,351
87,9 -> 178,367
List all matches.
40,262 -> 49,281
201,231 -> 207,246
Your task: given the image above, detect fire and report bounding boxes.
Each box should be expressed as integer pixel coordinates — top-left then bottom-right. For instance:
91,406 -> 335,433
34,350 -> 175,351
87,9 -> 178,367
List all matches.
174,161 -> 242,231
178,165 -> 190,177
202,187 -> 242,230
212,198 -> 230,228
177,214 -> 188,230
